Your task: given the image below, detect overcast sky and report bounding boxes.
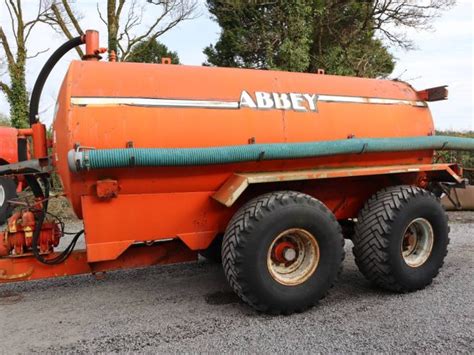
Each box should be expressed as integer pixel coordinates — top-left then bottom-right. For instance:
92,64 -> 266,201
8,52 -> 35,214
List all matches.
0,0 -> 472,130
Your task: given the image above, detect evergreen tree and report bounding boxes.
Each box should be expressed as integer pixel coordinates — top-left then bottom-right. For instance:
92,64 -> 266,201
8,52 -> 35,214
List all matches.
127,39 -> 180,64
204,0 -> 453,78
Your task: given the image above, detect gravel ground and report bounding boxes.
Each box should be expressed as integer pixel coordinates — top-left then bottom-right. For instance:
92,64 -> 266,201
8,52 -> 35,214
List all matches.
0,212 -> 473,353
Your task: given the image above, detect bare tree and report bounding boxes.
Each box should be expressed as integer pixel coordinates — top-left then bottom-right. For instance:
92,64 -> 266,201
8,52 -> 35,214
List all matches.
368,0 -> 456,49
307,0 -> 455,72
43,0 -> 198,61
0,0 -> 49,128
41,0 -> 84,57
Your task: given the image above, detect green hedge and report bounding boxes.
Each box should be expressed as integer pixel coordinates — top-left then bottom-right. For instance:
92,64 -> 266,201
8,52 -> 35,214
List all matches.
436,131 -> 474,183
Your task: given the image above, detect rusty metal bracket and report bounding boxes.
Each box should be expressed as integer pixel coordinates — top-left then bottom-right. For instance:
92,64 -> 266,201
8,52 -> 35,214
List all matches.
416,86 -> 448,102
0,267 -> 34,281
438,182 -> 463,210
212,163 -> 464,207
96,179 -> 120,200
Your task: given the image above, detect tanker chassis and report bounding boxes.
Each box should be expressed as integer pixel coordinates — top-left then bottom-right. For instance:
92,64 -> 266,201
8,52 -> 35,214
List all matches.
1,31 -> 473,314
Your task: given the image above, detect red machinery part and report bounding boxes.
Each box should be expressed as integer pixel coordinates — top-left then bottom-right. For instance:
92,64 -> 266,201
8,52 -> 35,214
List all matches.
0,211 -> 61,257
0,127 -> 19,164
82,30 -> 106,61
31,123 -> 48,159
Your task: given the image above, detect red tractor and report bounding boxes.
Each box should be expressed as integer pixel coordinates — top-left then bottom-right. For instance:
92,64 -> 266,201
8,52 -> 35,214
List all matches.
0,127 -> 23,223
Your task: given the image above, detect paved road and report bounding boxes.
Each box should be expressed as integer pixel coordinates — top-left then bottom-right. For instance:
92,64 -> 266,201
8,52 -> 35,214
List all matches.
1,213 -> 473,353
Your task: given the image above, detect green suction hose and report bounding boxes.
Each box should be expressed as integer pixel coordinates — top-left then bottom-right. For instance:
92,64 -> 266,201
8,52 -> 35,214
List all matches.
68,136 -> 474,172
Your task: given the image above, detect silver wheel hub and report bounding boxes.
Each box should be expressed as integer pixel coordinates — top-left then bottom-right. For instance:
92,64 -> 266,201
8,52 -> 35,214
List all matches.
267,228 -> 320,286
401,218 -> 434,268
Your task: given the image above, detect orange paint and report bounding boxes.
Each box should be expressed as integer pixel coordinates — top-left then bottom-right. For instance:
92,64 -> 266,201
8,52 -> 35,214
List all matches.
0,241 -> 197,284
31,123 -> 47,158
48,58 -> 445,263
83,29 -> 101,61
0,127 -> 18,164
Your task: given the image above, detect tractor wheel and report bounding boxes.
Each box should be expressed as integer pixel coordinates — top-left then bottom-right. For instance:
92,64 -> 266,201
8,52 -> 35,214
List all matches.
199,233 -> 223,263
0,177 -> 17,224
222,191 -> 344,314
353,185 -> 449,292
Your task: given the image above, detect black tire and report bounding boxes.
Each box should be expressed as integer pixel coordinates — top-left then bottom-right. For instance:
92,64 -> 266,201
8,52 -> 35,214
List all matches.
0,177 -> 17,224
199,233 -> 223,263
353,185 -> 449,292
222,191 -> 344,314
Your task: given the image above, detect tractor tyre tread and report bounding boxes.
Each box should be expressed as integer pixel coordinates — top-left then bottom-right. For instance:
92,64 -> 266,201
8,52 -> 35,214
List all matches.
222,191 -> 345,314
353,185 -> 449,292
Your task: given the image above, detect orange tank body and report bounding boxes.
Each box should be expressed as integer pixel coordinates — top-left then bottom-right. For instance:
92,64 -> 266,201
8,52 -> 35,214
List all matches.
52,61 -> 435,262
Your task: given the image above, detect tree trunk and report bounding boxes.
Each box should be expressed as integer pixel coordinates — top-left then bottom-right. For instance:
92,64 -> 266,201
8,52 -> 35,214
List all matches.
107,0 -> 119,57
8,63 -> 29,129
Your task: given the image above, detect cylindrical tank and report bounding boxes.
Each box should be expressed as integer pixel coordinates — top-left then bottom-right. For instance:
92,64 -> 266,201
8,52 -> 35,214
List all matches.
53,61 -> 434,217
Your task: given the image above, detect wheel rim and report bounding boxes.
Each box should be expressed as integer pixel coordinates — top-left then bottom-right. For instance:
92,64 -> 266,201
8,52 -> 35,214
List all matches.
267,228 -> 320,286
0,184 -> 5,207
401,218 -> 434,267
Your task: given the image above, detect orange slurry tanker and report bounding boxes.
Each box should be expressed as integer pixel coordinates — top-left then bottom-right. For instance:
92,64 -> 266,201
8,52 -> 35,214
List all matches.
1,30 -> 473,314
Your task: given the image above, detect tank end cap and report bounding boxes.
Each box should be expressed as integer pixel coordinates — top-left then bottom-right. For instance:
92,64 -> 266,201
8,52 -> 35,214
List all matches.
68,149 -> 83,173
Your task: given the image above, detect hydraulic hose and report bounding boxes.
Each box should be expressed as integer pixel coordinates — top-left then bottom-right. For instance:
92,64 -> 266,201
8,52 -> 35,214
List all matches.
26,36 -> 85,264
69,136 -> 474,172
29,36 -> 84,126
29,175 -> 84,265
